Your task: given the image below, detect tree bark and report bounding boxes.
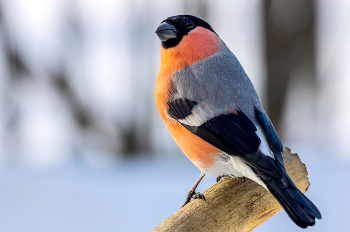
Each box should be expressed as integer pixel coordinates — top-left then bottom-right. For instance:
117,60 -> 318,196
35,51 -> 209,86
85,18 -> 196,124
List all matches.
152,147 -> 310,232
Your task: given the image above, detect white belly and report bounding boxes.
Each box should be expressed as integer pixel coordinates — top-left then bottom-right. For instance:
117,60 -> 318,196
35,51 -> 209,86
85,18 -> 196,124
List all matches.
200,153 -> 268,189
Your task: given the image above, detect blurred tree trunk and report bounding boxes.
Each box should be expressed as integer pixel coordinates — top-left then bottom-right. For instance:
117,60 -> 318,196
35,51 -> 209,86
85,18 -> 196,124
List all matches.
0,1 -> 31,163
122,1 -> 156,156
263,0 -> 316,134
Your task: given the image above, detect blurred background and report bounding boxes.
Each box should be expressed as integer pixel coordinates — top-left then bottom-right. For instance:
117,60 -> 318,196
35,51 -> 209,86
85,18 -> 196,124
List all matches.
0,0 -> 349,231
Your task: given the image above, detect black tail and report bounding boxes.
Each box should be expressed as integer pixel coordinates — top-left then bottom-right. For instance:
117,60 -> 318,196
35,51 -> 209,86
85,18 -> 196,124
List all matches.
260,173 -> 322,228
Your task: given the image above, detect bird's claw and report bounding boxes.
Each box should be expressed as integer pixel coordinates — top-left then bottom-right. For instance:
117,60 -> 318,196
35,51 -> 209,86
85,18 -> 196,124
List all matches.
192,192 -> 206,200
216,174 -> 229,182
181,190 -> 206,208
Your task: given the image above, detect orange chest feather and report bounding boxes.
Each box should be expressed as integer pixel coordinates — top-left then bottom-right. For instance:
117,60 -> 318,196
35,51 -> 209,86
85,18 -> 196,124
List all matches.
155,27 -> 223,168
155,27 -> 222,118
155,79 -> 220,169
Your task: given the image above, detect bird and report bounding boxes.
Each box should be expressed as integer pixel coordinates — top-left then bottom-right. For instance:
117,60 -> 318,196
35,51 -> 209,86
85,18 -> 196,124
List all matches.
154,15 -> 321,228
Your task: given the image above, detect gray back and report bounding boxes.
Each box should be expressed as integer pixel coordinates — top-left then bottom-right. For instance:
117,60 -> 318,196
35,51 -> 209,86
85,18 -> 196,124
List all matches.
172,42 -> 263,121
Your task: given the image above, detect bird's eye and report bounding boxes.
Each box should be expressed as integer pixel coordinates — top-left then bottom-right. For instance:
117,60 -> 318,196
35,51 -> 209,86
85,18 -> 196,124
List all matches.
185,21 -> 194,28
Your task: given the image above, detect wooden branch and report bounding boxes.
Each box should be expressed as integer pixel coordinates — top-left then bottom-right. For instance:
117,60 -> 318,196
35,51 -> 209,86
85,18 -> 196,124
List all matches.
152,148 -> 310,232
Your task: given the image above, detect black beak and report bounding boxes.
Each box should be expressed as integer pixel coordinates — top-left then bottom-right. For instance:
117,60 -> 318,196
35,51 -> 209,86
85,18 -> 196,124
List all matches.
155,22 -> 177,42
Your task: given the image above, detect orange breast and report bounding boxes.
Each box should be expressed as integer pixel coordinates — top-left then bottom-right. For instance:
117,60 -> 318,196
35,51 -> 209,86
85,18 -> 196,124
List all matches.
155,27 -> 223,169
155,77 -> 220,169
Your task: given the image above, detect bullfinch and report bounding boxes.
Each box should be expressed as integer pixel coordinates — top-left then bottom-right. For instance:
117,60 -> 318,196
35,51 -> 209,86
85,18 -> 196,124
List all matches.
155,15 -> 321,228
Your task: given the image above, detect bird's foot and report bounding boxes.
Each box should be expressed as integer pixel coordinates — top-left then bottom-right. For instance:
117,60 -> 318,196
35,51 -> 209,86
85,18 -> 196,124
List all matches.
181,190 -> 206,207
192,192 -> 206,200
216,174 -> 230,182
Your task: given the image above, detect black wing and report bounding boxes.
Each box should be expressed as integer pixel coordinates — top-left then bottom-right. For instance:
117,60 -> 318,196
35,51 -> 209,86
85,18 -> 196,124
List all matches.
167,98 -> 282,179
255,108 -> 285,172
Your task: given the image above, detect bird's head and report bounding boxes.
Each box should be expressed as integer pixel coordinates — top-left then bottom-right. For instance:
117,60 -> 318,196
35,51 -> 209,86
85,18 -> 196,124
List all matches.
156,15 -> 217,49
155,15 -> 223,67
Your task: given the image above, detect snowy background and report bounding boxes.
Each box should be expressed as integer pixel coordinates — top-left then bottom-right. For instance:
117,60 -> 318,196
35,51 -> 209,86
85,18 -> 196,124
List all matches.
0,0 -> 349,231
